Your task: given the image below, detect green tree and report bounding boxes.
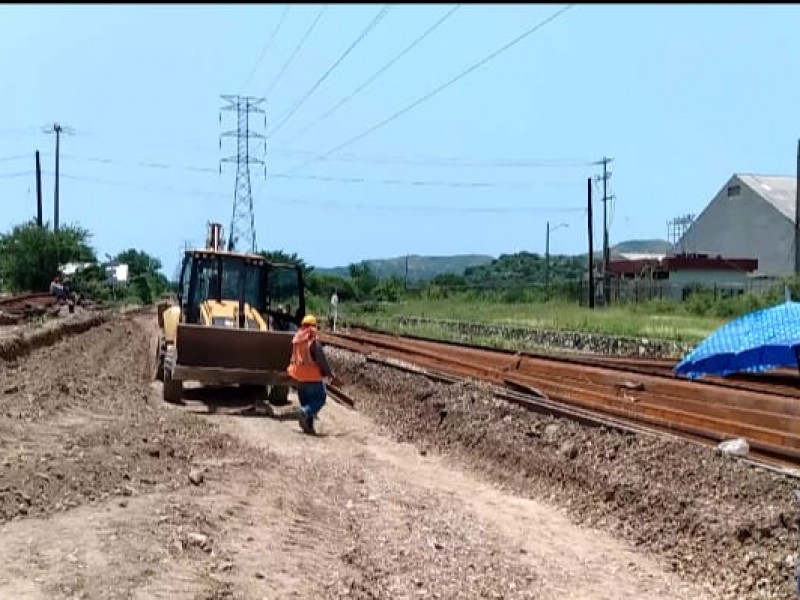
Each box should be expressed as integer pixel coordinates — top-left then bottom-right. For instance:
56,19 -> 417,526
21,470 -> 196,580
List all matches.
348,262 -> 379,300
111,249 -> 170,305
0,220 -> 96,292
259,250 -> 314,276
306,272 -> 357,302
113,248 -> 163,278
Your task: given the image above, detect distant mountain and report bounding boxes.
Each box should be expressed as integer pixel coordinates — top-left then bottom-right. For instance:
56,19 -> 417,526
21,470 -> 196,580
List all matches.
315,254 -> 494,283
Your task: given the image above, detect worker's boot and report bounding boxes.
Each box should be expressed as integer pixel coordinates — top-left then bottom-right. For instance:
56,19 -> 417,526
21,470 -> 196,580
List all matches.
298,410 -> 314,435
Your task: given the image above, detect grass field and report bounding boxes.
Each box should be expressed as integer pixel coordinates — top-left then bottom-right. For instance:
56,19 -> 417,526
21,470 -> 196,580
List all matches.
345,298 -> 727,343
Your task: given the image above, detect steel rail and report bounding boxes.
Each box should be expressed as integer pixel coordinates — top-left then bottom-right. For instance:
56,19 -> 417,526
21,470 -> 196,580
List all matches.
322,330 -> 800,466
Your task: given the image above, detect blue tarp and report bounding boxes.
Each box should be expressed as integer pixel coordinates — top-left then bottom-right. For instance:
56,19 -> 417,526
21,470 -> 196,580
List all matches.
674,300 -> 800,379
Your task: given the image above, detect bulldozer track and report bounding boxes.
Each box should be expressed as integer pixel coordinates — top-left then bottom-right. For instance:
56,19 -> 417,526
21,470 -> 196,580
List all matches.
322,327 -> 800,470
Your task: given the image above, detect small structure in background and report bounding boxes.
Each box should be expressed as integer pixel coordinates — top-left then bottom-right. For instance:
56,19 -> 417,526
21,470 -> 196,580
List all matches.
60,262 -> 94,277
606,252 -> 759,303
104,263 -> 129,286
330,291 -> 339,331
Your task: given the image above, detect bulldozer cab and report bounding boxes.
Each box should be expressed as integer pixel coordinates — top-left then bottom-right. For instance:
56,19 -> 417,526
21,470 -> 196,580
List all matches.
176,249 -> 305,329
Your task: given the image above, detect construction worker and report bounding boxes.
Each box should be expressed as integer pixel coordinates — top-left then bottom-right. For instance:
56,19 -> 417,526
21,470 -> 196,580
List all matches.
287,314 -> 341,435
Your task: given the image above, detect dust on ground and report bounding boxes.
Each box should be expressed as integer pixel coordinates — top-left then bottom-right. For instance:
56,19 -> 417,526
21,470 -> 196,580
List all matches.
0,312 -> 718,598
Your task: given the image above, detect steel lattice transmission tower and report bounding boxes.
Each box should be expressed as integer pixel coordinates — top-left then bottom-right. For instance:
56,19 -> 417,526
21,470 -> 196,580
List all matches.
219,95 -> 266,253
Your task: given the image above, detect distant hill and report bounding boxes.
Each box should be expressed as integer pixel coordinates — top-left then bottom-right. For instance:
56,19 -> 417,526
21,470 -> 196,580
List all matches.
611,239 -> 673,255
574,239 -> 674,260
314,240 -> 673,283
315,254 -> 494,283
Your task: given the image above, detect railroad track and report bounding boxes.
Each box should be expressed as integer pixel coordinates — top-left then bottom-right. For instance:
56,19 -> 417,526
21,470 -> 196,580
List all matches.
344,324 -> 800,399
322,327 -> 800,468
0,292 -> 54,310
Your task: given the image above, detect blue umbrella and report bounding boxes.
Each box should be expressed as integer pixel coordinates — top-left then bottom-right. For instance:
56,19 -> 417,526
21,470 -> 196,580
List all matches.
674,299 -> 800,379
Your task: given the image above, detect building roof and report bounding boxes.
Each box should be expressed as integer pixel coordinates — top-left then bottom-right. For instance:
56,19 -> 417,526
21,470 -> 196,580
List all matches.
736,174 -> 797,222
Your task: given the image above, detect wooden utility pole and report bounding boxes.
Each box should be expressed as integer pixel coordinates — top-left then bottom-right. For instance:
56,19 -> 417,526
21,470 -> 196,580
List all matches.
587,177 -> 595,308
35,151 -> 43,228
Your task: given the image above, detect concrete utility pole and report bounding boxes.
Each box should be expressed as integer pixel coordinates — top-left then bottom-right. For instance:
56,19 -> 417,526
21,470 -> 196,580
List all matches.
593,156 -> 614,305
545,221 -> 568,287
43,122 -> 73,231
587,177 -> 595,309
795,138 -> 800,275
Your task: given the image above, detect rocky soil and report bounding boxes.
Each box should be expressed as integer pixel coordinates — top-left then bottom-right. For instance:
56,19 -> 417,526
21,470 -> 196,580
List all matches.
332,348 -> 800,600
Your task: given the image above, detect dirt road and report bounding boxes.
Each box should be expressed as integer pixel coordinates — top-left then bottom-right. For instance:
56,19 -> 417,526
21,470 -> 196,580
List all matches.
0,313 -> 731,598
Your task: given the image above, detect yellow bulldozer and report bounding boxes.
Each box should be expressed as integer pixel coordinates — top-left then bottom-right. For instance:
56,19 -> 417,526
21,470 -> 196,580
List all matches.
154,223 -> 305,405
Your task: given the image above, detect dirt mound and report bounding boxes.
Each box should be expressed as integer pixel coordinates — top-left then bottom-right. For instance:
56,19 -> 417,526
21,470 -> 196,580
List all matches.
0,312 -> 107,362
332,350 -> 800,600
0,314 -> 259,525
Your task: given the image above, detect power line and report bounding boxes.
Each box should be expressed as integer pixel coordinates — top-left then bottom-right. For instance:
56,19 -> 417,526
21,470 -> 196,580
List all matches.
0,170 -> 33,179
269,172 -> 574,189
0,154 -> 32,163
284,197 -> 585,213
267,150 -> 592,168
277,4 -> 575,177
48,154 -> 591,179
264,4 -> 328,99
240,4 -> 291,93
266,5 -> 391,140
284,4 -> 461,146
39,152 -> 587,188
30,170 -> 585,214
60,150 -> 591,171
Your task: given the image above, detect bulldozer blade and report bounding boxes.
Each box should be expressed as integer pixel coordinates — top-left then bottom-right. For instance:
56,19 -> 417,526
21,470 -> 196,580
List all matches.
173,323 -> 294,386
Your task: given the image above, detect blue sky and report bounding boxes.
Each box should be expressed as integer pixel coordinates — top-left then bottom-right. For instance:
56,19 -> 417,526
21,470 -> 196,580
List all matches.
1,4 -> 799,277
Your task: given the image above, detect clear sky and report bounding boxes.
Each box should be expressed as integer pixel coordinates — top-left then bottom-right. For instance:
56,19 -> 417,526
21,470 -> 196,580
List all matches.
1,4 -> 798,277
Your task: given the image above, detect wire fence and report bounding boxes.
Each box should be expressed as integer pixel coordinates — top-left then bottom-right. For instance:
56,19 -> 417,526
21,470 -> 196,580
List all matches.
398,277 -> 788,307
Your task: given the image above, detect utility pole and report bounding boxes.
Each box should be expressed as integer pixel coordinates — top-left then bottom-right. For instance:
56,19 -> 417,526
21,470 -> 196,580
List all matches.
587,177 -> 595,309
35,151 -> 43,228
593,156 -> 614,305
795,138 -> 800,275
220,95 -> 266,253
545,221 -> 568,287
43,122 -> 73,232
404,254 -> 409,290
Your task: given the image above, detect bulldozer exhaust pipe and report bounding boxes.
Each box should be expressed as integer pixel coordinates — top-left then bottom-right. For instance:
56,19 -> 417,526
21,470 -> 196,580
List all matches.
207,222 -> 224,251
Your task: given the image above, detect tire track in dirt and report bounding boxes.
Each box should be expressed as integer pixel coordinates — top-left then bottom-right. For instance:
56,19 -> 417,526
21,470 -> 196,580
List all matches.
202,392 -> 708,599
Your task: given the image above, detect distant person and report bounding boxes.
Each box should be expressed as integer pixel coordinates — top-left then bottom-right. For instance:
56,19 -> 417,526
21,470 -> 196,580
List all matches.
49,276 -> 67,301
287,314 -> 342,435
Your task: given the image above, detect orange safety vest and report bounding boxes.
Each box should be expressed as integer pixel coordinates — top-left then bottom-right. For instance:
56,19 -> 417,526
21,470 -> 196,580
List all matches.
287,326 -> 324,382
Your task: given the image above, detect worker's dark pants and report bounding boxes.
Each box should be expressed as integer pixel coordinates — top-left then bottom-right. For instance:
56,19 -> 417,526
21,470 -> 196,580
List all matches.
297,381 -> 327,422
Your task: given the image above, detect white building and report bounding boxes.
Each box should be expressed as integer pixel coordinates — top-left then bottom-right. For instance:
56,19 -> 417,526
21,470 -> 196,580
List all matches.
105,263 -> 129,285
678,173 -> 797,277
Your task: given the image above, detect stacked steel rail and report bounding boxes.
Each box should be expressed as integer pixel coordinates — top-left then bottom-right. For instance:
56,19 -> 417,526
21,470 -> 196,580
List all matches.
321,327 -> 800,468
